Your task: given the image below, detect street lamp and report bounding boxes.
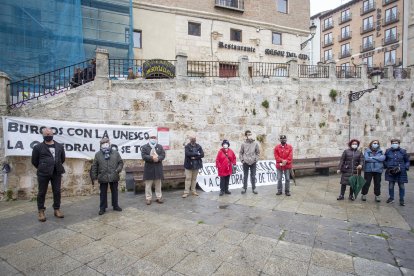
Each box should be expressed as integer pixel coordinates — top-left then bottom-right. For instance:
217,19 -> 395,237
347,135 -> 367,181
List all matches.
348,69 -> 382,140
300,23 -> 317,50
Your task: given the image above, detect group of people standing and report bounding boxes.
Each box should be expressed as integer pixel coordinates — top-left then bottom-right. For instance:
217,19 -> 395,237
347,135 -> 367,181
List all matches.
337,138 -> 410,206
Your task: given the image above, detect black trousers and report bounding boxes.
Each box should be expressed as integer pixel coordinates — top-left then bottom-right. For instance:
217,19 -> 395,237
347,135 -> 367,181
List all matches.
362,172 -> 381,196
220,175 -> 230,192
340,184 -> 354,196
37,172 -> 62,211
100,182 -> 119,211
243,163 -> 257,190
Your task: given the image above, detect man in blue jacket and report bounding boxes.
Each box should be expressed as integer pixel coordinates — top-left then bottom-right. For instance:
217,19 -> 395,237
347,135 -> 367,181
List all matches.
31,128 -> 66,222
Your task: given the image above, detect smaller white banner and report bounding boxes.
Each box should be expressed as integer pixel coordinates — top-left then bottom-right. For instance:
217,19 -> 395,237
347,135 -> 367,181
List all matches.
197,160 -> 286,192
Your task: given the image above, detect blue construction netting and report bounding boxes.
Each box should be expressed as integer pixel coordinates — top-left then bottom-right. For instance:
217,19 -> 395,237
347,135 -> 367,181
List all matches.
0,0 -> 86,82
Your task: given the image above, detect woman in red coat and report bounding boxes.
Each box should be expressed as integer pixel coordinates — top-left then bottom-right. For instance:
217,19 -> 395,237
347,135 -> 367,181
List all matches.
216,140 -> 237,196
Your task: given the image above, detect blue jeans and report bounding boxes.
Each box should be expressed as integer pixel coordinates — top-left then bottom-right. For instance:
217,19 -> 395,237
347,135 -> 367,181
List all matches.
389,182 -> 405,201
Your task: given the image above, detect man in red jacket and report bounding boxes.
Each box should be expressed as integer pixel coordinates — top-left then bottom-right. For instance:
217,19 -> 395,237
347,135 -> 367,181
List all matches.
274,135 -> 293,196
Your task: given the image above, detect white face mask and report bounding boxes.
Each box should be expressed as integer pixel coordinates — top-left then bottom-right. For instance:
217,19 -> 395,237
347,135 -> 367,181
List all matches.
101,143 -> 110,149
223,144 -> 229,149
149,139 -> 157,145
351,144 -> 358,149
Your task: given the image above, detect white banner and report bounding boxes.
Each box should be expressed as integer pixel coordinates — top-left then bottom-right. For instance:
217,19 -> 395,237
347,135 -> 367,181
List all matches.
197,160 -> 286,192
2,117 -> 161,159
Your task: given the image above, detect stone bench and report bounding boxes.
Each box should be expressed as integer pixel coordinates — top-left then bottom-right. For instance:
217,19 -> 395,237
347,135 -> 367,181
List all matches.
293,157 -> 340,176
125,165 -> 185,194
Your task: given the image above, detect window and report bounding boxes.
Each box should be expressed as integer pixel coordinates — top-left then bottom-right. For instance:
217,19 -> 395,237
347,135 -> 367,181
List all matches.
323,17 -> 333,30
324,49 -> 333,61
362,35 -> 373,48
277,0 -> 288,13
341,43 -> 350,58
272,32 -> 282,45
385,6 -> 398,23
363,56 -> 373,67
384,27 -> 397,43
324,33 -> 332,45
384,49 -> 396,65
341,9 -> 351,22
341,25 -> 350,39
230,28 -> 242,42
363,16 -> 374,31
133,30 -> 142,48
362,0 -> 374,13
188,22 -> 201,36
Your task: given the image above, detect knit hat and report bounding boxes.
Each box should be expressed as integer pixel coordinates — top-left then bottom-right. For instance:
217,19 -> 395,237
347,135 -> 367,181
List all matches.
100,137 -> 110,144
222,139 -> 230,147
279,135 -> 287,139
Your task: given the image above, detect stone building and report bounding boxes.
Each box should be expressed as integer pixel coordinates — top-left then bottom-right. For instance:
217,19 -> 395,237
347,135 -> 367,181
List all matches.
313,0 -> 410,69
132,0 -> 313,69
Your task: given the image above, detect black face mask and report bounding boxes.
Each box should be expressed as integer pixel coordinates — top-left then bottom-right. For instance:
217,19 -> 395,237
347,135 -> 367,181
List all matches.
43,136 -> 53,142
281,140 -> 287,145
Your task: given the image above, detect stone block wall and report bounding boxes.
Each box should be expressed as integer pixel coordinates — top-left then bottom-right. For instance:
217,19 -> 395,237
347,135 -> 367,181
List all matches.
1,71 -> 413,199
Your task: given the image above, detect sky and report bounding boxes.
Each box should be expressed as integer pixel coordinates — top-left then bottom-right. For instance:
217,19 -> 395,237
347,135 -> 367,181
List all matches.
310,0 -> 353,16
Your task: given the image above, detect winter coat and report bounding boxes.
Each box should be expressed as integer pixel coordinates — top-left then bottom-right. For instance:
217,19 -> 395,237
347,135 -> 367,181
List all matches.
31,141 -> 66,177
184,143 -> 204,170
384,147 -> 410,183
338,148 -> 364,185
273,144 -> 293,170
364,148 -> 385,173
141,143 -> 166,180
91,149 -> 124,183
216,148 -> 236,177
239,139 -> 260,165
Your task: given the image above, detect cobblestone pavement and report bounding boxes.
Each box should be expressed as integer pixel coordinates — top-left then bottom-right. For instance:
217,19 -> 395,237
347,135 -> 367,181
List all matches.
1,172 -> 414,275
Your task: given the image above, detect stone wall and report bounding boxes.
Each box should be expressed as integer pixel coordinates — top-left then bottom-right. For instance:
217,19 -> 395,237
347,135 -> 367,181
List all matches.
1,57 -> 413,199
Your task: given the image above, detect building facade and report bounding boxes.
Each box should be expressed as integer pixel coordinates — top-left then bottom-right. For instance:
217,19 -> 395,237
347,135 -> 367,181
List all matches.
316,0 -> 408,69
132,0 -> 311,69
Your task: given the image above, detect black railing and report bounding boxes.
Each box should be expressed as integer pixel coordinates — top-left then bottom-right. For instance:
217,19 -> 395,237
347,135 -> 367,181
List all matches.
187,61 -> 240,77
368,67 -> 388,79
382,33 -> 400,46
361,2 -> 376,15
360,41 -> 375,52
339,13 -> 352,24
108,59 -> 176,79
338,31 -> 352,42
336,66 -> 362,78
383,0 -> 398,6
321,55 -> 334,63
215,0 -> 244,11
360,23 -> 375,34
339,50 -> 352,59
393,68 -> 411,79
298,65 -> 329,78
8,59 -> 95,108
322,21 -> 334,31
383,12 -> 400,26
249,62 -> 289,77
322,38 -> 334,48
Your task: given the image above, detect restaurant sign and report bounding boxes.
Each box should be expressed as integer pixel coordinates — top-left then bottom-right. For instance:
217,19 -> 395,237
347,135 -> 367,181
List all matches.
143,59 -> 175,79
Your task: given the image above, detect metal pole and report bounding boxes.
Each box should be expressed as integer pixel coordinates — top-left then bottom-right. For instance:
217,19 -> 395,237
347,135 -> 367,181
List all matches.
348,92 -> 352,141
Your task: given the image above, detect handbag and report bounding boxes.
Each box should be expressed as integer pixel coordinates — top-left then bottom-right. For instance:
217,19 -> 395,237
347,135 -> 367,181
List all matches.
224,152 -> 236,174
388,166 -> 401,175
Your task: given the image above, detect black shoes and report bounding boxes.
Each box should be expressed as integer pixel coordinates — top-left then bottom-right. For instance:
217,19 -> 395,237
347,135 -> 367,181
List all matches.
285,191 -> 291,196
276,191 -> 283,195
241,189 -> 247,194
252,190 -> 258,194
400,201 -> 405,206
225,191 -> 231,195
113,206 -> 122,212
337,195 -> 344,200
219,191 -> 224,196
99,209 -> 105,215
348,195 -> 354,201
386,198 -> 394,203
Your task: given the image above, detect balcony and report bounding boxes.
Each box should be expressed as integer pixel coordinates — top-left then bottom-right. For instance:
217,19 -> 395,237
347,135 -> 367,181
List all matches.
339,49 -> 352,59
383,12 -> 400,26
360,41 -> 375,52
338,31 -> 352,42
360,23 -> 375,34
321,55 -> 334,63
322,22 -> 334,31
322,38 -> 334,48
215,0 -> 244,12
360,2 -> 376,15
383,0 -> 399,7
339,13 -> 352,25
382,33 -> 400,46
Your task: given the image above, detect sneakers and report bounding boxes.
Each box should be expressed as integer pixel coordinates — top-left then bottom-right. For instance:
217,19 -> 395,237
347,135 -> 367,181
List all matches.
276,191 -> 283,196
156,198 -> 164,204
146,199 -> 152,205
241,189 -> 247,194
386,198 -> 394,204
54,209 -> 64,218
285,191 -> 291,196
113,206 -> 122,212
219,191 -> 224,196
38,210 -> 46,222
337,195 -> 344,200
400,201 -> 405,206
375,196 -> 381,202
348,195 -> 354,201
182,194 -> 188,198
252,190 -> 258,195
99,210 -> 105,215
361,195 -> 367,201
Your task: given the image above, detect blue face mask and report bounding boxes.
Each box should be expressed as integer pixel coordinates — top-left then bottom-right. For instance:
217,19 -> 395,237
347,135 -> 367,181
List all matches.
391,143 -> 399,149
371,144 -> 379,149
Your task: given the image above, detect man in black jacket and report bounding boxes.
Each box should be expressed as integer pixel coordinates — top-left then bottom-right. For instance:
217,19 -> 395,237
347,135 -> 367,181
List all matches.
182,134 -> 204,198
31,128 -> 66,222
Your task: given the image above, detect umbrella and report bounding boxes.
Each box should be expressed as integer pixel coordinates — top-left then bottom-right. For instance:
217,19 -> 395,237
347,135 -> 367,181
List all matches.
289,169 -> 296,186
349,175 -> 366,199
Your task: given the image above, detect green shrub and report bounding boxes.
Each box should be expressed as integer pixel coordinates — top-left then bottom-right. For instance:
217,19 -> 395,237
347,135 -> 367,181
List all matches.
261,100 -> 269,109
329,89 -> 337,101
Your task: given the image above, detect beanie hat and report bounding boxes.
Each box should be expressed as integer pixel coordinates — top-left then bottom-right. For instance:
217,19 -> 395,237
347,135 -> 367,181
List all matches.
100,137 -> 110,144
222,139 -> 230,147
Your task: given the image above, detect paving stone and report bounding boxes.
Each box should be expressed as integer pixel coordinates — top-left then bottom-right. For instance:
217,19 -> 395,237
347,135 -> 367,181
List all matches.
196,239 -> 241,260
213,261 -> 261,276
144,244 -> 189,269
296,202 -> 324,216
401,267 -> 414,276
353,257 -> 401,276
0,238 -> 43,259
120,236 -> 166,259
36,228 -> 78,244
119,258 -> 169,276
6,245 -> 62,273
67,219 -> 102,233
164,231 -> 210,252
214,227 -> 249,245
282,230 -> 316,247
80,224 -> 119,240
100,230 -> 141,248
271,240 -> 312,262
311,248 -> 354,274
48,233 -> 94,253
64,265 -> 103,276
320,204 -> 348,220
67,241 -> 116,264
173,253 -> 222,276
372,206 -> 411,230
162,270 -> 186,276
273,200 -> 299,212
263,256 -> 308,276
87,249 -> 138,274
24,255 -> 82,276
307,264 -> 354,276
250,223 -> 282,240
0,260 -> 21,275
